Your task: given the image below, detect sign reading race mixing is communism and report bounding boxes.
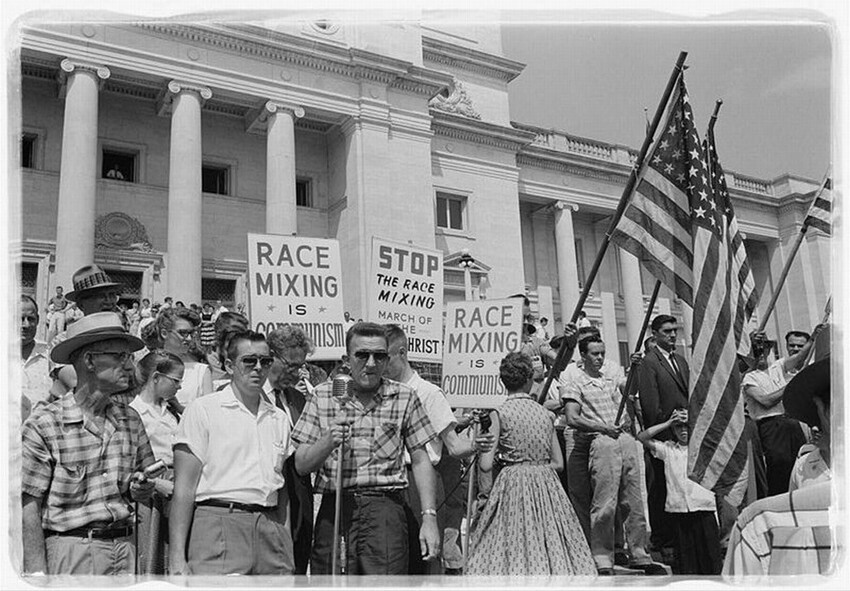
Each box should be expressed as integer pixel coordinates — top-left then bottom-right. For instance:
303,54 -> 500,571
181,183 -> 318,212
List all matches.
442,298 -> 524,409
247,233 -> 346,359
367,237 -> 444,363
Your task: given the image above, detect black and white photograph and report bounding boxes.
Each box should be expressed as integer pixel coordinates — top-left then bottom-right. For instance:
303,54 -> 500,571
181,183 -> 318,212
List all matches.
3,1 -> 846,587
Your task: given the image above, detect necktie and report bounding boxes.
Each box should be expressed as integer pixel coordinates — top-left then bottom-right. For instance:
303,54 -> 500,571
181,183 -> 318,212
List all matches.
669,353 -> 683,382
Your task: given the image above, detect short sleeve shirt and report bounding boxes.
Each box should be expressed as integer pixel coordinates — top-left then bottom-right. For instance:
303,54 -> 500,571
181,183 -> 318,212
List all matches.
291,378 -> 437,493
406,372 -> 456,465
650,440 -> 717,512
173,385 -> 290,506
21,394 -> 155,531
741,361 -> 787,420
22,341 -> 52,407
788,447 -> 831,492
562,366 -> 627,429
129,396 -> 179,466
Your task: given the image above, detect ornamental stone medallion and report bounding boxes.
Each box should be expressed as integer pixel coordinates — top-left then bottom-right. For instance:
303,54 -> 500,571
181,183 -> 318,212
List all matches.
429,78 -> 481,120
95,212 -> 154,252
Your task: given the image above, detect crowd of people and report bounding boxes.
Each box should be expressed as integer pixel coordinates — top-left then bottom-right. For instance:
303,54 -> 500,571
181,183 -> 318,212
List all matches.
17,265 -> 833,578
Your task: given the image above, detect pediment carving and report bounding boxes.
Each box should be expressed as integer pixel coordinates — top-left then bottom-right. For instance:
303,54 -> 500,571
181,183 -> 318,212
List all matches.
429,78 -> 481,120
95,212 -> 154,252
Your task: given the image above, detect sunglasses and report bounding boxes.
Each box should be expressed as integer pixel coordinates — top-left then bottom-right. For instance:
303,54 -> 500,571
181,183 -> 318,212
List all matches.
238,355 -> 275,370
88,350 -> 134,363
351,350 -> 389,363
172,329 -> 197,340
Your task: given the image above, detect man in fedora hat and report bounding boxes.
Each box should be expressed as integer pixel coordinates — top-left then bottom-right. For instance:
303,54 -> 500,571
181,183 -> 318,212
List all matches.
48,264 -> 123,399
22,312 -> 157,575
723,332 -> 832,576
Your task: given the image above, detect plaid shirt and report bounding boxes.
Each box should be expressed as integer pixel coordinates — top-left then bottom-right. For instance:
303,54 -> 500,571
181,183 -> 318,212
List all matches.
562,365 -> 627,430
21,394 -> 155,531
291,378 -> 436,493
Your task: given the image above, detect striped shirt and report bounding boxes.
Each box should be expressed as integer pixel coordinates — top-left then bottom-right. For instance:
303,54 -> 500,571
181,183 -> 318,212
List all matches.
21,393 -> 156,531
722,481 -> 835,576
291,378 -> 436,493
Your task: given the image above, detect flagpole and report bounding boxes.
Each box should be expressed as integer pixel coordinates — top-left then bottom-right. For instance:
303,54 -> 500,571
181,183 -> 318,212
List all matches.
537,51 -> 688,404
755,172 -> 831,333
800,296 -> 831,366
615,279 -> 662,425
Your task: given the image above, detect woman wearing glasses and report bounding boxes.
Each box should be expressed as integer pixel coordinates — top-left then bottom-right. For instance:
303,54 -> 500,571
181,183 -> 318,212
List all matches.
155,308 -> 213,409
130,350 -> 185,574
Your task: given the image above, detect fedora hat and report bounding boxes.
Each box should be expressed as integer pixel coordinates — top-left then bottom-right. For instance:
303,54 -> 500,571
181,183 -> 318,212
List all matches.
65,264 -> 122,302
783,356 -> 830,429
51,312 -> 144,364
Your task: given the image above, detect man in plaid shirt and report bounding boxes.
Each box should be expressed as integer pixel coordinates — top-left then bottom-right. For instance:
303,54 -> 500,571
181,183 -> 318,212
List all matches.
292,322 -> 441,574
563,335 -> 658,575
21,312 -> 156,575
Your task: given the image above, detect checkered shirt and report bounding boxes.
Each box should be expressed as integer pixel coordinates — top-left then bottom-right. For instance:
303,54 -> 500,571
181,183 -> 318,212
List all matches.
561,366 -> 627,429
291,378 -> 437,493
22,394 -> 156,531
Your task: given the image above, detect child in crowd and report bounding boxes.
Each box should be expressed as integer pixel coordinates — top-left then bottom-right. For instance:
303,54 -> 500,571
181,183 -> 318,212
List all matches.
637,408 -> 721,575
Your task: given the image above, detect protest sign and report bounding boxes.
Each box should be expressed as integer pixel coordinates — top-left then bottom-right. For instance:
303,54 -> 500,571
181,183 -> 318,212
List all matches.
367,237 -> 444,362
442,298 -> 524,409
247,233 -> 346,359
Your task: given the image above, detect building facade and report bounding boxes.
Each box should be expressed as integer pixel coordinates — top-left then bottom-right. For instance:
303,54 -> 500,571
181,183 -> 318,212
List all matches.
13,16 -> 830,364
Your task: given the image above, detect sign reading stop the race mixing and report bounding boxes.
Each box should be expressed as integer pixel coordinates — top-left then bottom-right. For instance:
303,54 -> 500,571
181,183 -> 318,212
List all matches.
367,238 -> 444,363
442,298 -> 524,409
247,233 -> 345,359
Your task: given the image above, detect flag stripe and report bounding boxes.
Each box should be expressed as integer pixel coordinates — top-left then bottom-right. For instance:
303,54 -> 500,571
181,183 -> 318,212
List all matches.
803,177 -> 832,235
609,230 -> 694,304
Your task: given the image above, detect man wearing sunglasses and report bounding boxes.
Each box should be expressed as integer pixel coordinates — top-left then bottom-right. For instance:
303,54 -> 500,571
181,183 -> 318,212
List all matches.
293,322 -> 441,575
169,330 -> 294,575
22,312 -> 156,575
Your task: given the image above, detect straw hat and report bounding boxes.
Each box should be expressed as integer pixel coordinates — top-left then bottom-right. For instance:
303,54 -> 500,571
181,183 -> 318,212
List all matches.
65,264 -> 122,302
50,312 -> 144,364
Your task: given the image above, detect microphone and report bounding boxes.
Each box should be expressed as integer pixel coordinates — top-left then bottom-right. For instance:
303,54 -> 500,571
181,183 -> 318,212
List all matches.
332,374 -> 352,406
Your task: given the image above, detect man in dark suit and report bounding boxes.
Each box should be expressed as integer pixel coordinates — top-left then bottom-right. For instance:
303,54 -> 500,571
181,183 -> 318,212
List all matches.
638,314 -> 689,564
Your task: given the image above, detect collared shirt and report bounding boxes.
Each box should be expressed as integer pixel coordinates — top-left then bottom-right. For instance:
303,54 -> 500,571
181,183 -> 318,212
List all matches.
741,360 -> 788,420
22,341 -> 52,407
789,447 -> 831,492
553,358 -> 623,428
649,440 -> 717,513
722,481 -> 834,576
174,384 -> 291,506
129,395 -> 179,466
562,365 -> 627,429
21,394 -> 156,531
405,371 -> 456,465
291,378 -> 437,493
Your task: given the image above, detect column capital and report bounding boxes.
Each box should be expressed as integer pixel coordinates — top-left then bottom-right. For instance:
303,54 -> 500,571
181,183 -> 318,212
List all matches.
58,59 -> 110,96
246,101 -> 305,134
157,80 -> 212,116
552,200 -> 579,214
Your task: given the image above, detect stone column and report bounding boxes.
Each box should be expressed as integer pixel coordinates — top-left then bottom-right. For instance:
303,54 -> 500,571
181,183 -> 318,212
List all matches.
618,248 -> 645,351
264,101 -> 304,235
553,201 -> 580,323
53,59 -> 110,289
164,81 -> 211,305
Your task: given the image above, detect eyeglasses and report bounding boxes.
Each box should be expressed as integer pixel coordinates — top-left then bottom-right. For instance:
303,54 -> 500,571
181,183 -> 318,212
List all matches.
172,329 -> 197,340
238,355 -> 275,370
88,350 -> 134,363
155,372 -> 183,387
351,350 -> 389,363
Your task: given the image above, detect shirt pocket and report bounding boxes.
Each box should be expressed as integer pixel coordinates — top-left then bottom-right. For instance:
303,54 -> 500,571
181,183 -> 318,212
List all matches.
55,448 -> 89,504
372,422 -> 401,460
273,442 -> 287,475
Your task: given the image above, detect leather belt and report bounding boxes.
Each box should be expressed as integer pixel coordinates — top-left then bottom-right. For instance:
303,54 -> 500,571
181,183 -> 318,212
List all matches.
45,523 -> 133,540
196,499 -> 276,513
341,487 -> 405,501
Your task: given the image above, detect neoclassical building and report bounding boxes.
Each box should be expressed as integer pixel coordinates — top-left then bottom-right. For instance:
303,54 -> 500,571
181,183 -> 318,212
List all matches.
13,16 -> 830,365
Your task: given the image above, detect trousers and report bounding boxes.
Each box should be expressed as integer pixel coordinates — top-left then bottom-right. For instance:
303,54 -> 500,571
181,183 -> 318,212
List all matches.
45,532 -> 134,575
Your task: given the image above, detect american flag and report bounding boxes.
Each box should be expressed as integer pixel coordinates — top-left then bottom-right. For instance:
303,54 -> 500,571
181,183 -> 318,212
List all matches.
688,122 -> 752,505
612,75 -> 750,503
611,75 -> 694,306
803,176 -> 832,236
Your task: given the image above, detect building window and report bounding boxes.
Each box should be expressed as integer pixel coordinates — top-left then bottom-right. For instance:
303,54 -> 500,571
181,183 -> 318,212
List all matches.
202,277 -> 236,308
296,178 -> 312,207
103,269 -> 142,307
22,134 -> 37,169
436,192 -> 465,231
20,262 -> 38,298
102,149 -> 136,181
202,164 -> 229,195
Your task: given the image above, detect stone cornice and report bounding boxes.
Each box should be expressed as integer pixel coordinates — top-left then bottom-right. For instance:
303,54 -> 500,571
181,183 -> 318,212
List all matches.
517,150 -> 632,186
156,79 -> 212,116
136,22 -> 451,98
421,36 -> 525,83
431,111 -> 536,152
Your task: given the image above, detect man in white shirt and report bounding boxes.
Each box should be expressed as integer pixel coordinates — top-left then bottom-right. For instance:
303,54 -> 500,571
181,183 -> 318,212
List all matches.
169,330 -> 293,575
383,324 -> 494,574
20,295 -> 52,416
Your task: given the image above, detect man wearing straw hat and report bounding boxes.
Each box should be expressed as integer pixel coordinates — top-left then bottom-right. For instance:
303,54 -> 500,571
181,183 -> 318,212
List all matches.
21,312 -> 156,575
49,264 -> 124,399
